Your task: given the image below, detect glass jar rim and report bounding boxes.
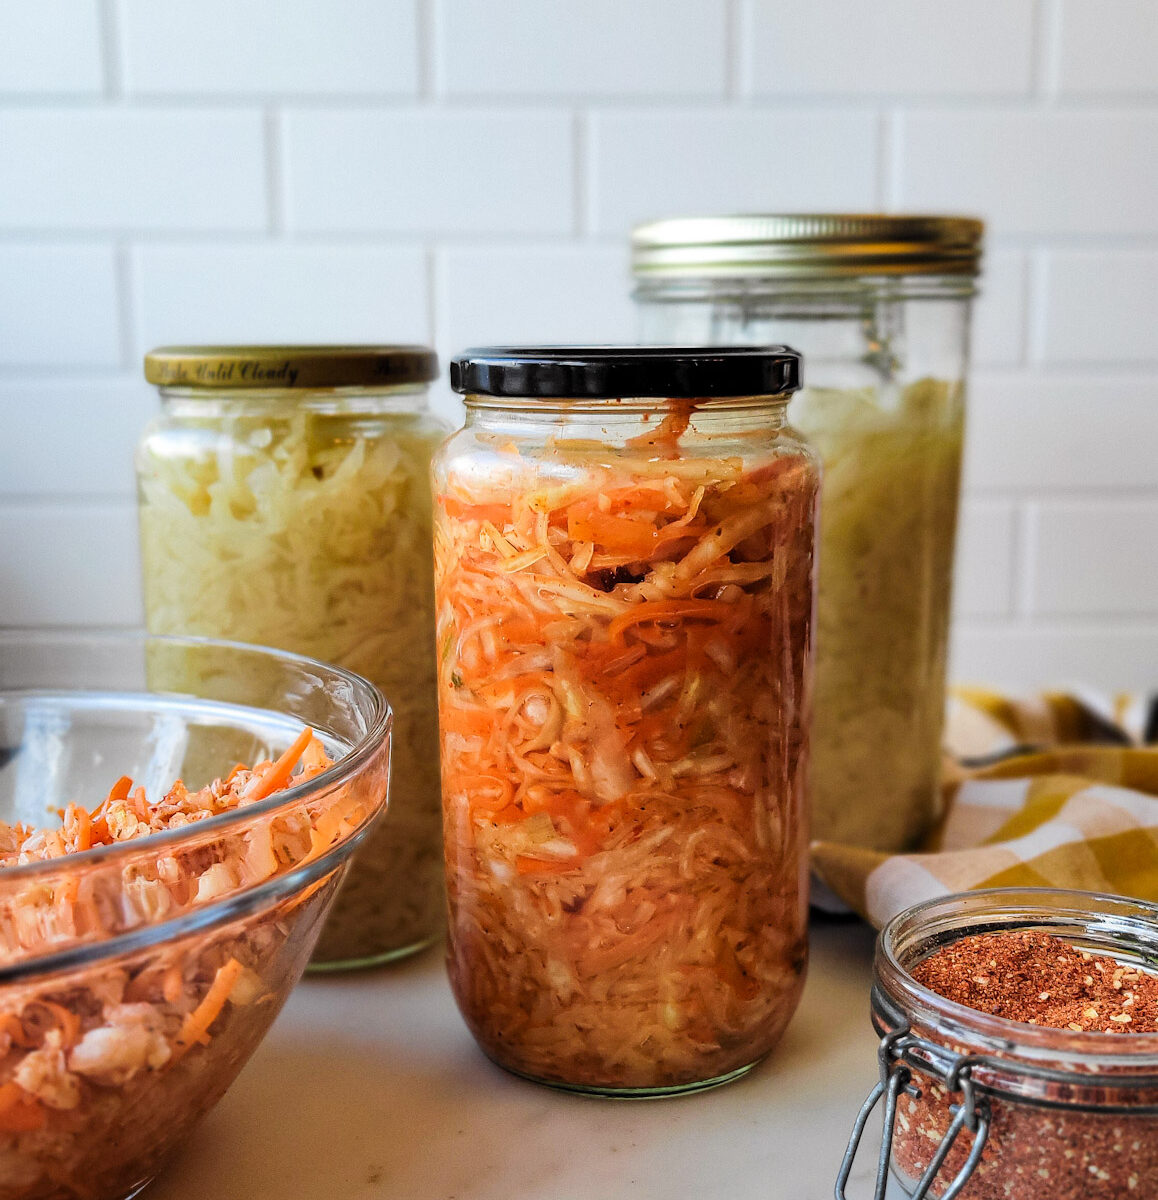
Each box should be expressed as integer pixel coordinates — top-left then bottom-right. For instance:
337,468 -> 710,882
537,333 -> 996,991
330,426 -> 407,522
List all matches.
144,345 -> 439,390
450,345 -> 801,400
877,887 -> 1158,1070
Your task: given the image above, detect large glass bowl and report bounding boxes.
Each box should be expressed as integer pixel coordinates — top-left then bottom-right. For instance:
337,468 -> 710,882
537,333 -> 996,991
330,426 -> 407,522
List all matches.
0,631 -> 391,1200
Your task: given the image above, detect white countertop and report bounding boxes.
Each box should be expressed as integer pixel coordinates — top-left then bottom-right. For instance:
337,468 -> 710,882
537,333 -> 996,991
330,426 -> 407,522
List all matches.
149,919 -> 894,1200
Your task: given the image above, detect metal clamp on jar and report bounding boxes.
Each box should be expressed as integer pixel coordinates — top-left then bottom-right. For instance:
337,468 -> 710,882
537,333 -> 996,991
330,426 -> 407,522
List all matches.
838,889 -> 1158,1200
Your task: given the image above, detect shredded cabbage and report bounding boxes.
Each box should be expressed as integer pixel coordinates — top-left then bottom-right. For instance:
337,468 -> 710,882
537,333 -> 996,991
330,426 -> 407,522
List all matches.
137,403 -> 445,963
434,416 -> 817,1091
791,378 -> 964,850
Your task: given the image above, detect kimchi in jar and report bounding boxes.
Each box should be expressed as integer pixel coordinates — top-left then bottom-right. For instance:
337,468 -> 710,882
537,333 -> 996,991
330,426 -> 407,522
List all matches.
434,346 -> 818,1095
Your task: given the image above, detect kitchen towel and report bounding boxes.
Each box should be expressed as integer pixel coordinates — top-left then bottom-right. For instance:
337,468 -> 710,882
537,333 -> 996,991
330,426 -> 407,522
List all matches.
811,688 -> 1158,928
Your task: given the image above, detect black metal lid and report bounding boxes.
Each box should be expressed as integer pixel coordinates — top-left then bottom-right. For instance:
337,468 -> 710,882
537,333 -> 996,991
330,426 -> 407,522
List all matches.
449,345 -> 801,399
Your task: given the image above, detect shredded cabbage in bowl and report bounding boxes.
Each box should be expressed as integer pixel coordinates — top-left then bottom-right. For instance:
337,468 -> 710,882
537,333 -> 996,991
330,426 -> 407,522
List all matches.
791,379 -> 964,851
137,404 -> 446,964
434,417 -> 818,1092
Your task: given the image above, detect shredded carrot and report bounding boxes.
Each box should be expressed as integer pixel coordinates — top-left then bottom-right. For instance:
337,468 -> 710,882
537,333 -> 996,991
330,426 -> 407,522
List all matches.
607,598 -> 733,644
0,1013 -> 34,1049
40,1001 -> 82,1049
242,728 -> 315,802
93,775 -> 132,819
514,855 -> 579,876
162,964 -> 185,1007
171,958 -> 245,1062
433,432 -> 818,1086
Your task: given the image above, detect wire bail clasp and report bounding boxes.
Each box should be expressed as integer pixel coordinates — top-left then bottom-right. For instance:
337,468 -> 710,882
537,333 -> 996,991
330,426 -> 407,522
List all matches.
835,1026 -> 990,1200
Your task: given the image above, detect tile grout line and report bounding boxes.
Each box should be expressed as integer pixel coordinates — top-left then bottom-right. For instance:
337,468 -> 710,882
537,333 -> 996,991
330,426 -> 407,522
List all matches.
573,109 -> 589,238
114,239 -> 137,368
98,0 -> 124,100
1025,248 -> 1051,367
415,0 -> 435,100
724,0 -> 742,100
265,107 -> 286,236
1013,501 -> 1039,622
1032,0 -> 1063,103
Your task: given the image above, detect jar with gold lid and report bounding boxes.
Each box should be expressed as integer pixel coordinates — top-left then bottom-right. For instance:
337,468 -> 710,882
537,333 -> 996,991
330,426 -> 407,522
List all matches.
634,215 -> 984,854
137,345 -> 449,968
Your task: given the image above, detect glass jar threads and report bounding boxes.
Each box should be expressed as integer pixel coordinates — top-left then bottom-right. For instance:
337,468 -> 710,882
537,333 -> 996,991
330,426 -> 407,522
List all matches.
433,346 -> 818,1095
633,215 -> 983,853
137,345 -> 448,968
839,889 -> 1158,1200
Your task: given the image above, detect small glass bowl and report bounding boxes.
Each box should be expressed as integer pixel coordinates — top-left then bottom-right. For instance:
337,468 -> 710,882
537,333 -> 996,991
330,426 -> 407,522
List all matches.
0,631 -> 391,1200
838,888 -> 1158,1200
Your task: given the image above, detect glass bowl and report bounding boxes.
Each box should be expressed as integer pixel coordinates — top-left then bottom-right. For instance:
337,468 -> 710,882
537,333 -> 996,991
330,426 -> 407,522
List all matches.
0,631 -> 391,1200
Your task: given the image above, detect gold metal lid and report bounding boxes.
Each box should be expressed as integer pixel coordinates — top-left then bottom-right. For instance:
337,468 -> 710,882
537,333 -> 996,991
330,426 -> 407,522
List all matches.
143,345 -> 439,389
631,213 -> 984,279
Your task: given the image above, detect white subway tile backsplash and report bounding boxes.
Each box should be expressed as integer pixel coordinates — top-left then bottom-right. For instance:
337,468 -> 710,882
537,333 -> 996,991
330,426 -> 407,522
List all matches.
973,249 -> 1026,368
1029,500 -> 1158,617
440,0 -> 725,97
896,111 -> 1158,235
0,504 -> 142,626
1042,251 -> 1158,365
284,110 -> 574,234
135,244 -> 430,353
965,373 -> 1158,493
0,1 -> 1153,684
0,2 -> 103,95
589,110 -> 877,235
0,378 -> 153,498
0,111 -> 267,232
953,500 -> 1016,619
742,0 -> 1035,97
440,244 -> 634,349
1057,0 -> 1158,96
121,0 -> 419,96
0,246 -> 121,368
951,624 -> 1158,691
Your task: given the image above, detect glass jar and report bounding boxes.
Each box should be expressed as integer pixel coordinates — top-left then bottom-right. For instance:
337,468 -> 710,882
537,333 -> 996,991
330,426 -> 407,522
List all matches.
838,889 -> 1158,1200
137,345 -> 448,969
633,215 -> 983,853
433,346 -> 818,1095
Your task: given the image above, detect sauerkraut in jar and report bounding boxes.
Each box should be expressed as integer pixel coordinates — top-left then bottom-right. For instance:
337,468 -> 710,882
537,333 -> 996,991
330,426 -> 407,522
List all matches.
137,346 -> 447,968
633,214 -> 982,852
435,347 -> 817,1095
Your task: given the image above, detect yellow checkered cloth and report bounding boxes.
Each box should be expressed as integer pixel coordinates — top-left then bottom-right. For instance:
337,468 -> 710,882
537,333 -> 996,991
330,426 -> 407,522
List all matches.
811,689 -> 1158,928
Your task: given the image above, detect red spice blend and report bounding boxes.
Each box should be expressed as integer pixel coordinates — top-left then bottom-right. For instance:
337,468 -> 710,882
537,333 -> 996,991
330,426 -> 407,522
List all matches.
912,930 -> 1158,1034
887,928 -> 1158,1199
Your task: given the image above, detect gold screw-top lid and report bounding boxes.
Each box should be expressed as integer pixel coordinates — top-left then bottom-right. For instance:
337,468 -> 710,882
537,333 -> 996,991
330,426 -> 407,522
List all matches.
143,345 -> 439,389
631,213 -> 984,279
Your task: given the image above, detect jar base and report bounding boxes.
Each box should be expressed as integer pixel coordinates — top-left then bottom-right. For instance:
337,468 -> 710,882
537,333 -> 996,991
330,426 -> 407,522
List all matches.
488,1054 -> 763,1098
306,934 -> 439,973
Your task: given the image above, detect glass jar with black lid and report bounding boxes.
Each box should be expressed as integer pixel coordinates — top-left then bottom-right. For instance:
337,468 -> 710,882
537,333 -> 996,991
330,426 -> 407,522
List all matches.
433,346 -> 818,1094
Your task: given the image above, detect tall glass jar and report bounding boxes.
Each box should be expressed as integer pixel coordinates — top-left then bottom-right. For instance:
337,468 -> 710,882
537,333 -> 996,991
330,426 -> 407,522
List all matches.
433,346 -> 818,1095
137,345 -> 448,968
839,889 -> 1158,1200
633,215 -> 983,853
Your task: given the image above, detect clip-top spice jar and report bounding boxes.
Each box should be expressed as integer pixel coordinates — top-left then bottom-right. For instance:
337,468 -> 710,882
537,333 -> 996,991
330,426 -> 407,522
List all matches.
137,345 -> 448,968
838,889 -> 1158,1200
433,346 -> 818,1094
633,215 -> 983,853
